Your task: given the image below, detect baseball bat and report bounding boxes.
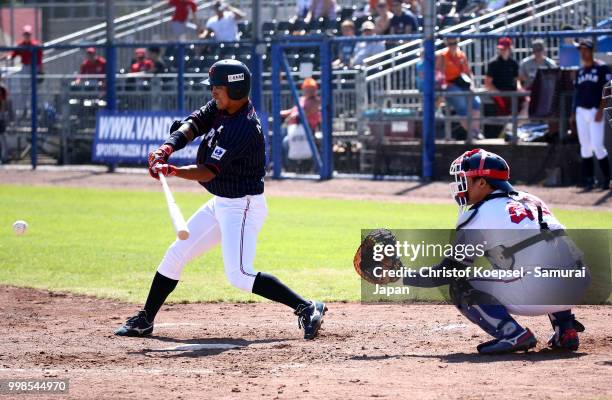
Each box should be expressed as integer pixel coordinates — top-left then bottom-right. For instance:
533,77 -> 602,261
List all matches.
158,174 -> 190,240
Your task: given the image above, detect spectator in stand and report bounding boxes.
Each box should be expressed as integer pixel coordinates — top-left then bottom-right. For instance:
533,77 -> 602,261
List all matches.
407,0 -> 423,16
519,40 -> 556,90
168,0 -> 199,41
74,47 -> 106,86
200,1 -> 245,42
280,77 -> 322,170
374,1 -> 393,35
485,37 -> 522,116
130,48 -> 154,73
296,0 -> 312,20
6,25 -> 43,116
0,73 -> 9,163
352,21 -> 386,67
436,37 -> 481,139
332,20 -> 356,68
9,25 -> 43,72
147,47 -> 167,74
79,47 -> 106,75
389,0 -> 418,34
304,0 -> 337,23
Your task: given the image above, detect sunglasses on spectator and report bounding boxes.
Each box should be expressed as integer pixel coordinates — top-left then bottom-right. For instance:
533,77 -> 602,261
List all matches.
447,41 -> 458,46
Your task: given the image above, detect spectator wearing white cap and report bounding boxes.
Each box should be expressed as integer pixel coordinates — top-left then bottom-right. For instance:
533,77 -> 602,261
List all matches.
352,21 -> 386,67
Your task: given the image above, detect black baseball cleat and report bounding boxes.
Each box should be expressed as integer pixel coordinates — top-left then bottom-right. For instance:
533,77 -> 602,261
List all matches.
295,301 -> 327,340
114,310 -> 154,337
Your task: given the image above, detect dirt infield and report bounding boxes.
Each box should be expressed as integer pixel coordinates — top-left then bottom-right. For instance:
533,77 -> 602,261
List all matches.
2,166 -> 612,209
0,286 -> 611,400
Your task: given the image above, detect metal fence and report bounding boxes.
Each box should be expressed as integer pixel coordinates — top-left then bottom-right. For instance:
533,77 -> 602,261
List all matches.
0,30 -> 610,176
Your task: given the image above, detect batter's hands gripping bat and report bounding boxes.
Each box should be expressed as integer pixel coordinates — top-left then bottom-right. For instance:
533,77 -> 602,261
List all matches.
158,173 -> 190,240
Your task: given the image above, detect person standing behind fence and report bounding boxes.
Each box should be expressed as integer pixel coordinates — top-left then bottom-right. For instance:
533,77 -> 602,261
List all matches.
168,0 -> 199,41
389,0 -> 418,35
571,39 -> 612,191
75,47 -> 106,86
518,39 -> 556,118
7,26 -> 43,117
519,40 -> 556,90
280,78 -> 322,170
436,37 -> 481,140
0,74 -> 9,163
304,0 -> 337,23
332,20 -> 356,68
200,2 -> 245,43
352,21 -> 386,67
485,37 -> 522,117
130,48 -> 154,73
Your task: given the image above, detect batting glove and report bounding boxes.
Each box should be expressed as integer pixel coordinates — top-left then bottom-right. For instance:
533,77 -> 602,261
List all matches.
148,144 -> 174,179
151,163 -> 178,178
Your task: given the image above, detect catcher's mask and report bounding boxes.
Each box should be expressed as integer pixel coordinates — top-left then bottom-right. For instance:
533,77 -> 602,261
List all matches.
449,148 -> 515,209
604,80 -> 612,128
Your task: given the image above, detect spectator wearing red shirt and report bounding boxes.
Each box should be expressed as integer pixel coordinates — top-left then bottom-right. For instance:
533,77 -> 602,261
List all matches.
130,48 -> 154,73
9,26 -> 43,71
74,47 -> 106,87
168,0 -> 199,40
80,48 -> 106,75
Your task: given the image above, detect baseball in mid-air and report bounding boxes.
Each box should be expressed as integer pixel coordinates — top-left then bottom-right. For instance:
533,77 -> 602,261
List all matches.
12,220 -> 28,236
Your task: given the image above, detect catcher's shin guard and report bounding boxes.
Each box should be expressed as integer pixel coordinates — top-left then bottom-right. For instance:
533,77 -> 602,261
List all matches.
548,310 -> 585,351
449,279 -> 533,354
477,328 -> 537,355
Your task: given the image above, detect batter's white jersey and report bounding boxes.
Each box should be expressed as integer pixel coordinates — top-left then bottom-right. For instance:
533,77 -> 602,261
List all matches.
455,191 -> 589,316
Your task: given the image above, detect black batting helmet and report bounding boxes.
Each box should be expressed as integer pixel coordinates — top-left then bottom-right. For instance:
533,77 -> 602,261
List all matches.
202,59 -> 251,100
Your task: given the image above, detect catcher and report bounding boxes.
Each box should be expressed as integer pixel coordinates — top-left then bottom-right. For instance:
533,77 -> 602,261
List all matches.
355,149 -> 591,354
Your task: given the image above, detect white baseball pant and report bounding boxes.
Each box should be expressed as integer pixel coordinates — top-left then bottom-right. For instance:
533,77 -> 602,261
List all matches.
157,194 -> 267,292
576,106 -> 608,159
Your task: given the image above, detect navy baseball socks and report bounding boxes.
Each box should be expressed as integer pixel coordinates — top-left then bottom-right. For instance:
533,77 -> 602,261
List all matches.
115,272 -> 178,336
581,157 -> 595,191
252,272 -> 327,339
598,156 -> 610,190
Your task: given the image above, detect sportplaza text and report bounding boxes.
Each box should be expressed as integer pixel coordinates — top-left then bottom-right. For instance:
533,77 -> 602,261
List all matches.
372,241 -> 486,262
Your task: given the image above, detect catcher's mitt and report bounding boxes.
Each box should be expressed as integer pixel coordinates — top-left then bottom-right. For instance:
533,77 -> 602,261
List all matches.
354,229 -> 402,284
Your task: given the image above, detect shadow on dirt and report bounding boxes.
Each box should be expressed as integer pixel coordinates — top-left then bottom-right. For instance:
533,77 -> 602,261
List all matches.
349,349 -> 588,363
129,336 -> 293,358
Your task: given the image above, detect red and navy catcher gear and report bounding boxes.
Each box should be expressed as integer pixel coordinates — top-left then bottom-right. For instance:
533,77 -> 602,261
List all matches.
449,149 -> 516,207
202,59 -> 251,100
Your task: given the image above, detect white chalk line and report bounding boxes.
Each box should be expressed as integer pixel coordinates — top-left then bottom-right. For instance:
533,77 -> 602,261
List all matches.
0,368 -> 214,374
154,322 -> 203,327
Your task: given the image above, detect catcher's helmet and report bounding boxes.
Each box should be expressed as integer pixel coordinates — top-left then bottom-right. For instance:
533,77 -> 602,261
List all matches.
603,80 -> 612,128
449,148 -> 516,206
202,59 -> 251,100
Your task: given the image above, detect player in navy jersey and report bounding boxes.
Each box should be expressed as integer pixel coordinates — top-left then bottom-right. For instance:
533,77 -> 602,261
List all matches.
115,59 -> 326,339
572,39 -> 612,190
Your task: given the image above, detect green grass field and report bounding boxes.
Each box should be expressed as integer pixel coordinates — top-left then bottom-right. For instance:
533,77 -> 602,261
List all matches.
1,184 -> 611,303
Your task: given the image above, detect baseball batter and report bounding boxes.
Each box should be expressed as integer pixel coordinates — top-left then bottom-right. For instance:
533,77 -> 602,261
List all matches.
572,39 -> 612,190
115,59 -> 326,339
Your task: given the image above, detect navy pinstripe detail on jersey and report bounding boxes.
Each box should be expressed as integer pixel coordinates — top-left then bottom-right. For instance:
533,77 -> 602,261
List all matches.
190,100 -> 265,198
239,198 -> 256,278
